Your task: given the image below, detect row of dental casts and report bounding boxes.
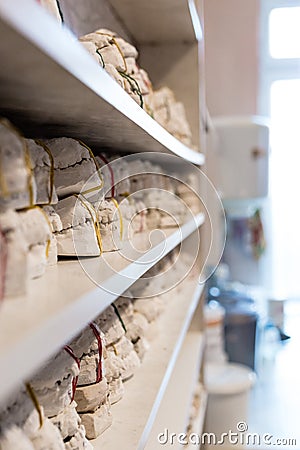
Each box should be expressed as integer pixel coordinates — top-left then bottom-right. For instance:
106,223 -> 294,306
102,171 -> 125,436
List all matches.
0,119 -> 199,300
35,2 -> 195,148
0,249 -> 191,449
79,28 -> 194,148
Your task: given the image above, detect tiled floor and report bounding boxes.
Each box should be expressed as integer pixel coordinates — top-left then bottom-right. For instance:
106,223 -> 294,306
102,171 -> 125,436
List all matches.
247,300 -> 300,449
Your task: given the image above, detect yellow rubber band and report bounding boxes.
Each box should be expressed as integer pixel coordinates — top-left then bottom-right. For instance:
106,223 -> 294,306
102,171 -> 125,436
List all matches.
45,239 -> 51,259
111,197 -> 123,241
76,140 -> 103,184
120,192 -> 130,198
112,37 -> 128,73
96,32 -> 127,73
74,194 -> 103,254
23,141 -> 34,207
112,343 -> 118,355
0,154 -> 9,197
88,202 -> 104,254
81,181 -> 104,196
25,382 -> 44,429
75,140 -> 104,197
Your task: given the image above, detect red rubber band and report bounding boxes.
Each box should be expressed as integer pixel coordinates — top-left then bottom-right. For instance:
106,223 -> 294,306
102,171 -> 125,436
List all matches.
64,345 -> 81,403
89,323 -> 103,383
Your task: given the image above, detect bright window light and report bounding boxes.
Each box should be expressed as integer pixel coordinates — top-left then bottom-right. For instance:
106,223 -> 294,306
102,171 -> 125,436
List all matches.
269,7 -> 300,58
270,79 -> 300,297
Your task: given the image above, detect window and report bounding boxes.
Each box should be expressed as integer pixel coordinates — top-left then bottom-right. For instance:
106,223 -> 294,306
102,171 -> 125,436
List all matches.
260,0 -> 300,297
269,7 -> 300,59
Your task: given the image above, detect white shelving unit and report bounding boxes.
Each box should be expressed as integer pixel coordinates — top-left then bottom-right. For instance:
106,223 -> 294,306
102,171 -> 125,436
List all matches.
0,213 -> 204,404
146,330 -> 205,450
0,0 -> 204,164
186,391 -> 208,450
107,0 -> 203,43
93,278 -> 205,450
0,0 -> 208,447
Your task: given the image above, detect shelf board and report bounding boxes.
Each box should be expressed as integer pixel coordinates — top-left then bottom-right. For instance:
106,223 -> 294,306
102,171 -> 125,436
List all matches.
93,278 -> 205,450
0,213 -> 204,406
109,0 -> 203,44
186,390 -> 208,450
0,0 -> 204,165
146,331 -> 205,450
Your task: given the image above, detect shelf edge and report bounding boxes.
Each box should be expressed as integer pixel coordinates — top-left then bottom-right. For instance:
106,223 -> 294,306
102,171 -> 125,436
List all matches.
0,0 -> 205,165
0,214 -> 204,405
146,331 -> 205,449
138,283 -> 205,449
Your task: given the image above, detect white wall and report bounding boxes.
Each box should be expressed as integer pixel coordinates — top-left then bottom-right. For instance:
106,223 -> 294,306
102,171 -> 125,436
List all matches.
203,2 -> 273,288
204,0 -> 260,116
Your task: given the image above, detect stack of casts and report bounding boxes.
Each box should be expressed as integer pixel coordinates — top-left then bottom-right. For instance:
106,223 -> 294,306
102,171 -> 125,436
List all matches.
79,29 -> 194,147
0,119 -> 200,301
2,4 -> 203,447
32,6 -> 197,146
0,350 -> 92,450
0,249 -> 193,446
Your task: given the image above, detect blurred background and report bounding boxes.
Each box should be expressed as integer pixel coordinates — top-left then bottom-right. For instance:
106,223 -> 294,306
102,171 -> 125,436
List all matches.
203,1 -> 300,447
